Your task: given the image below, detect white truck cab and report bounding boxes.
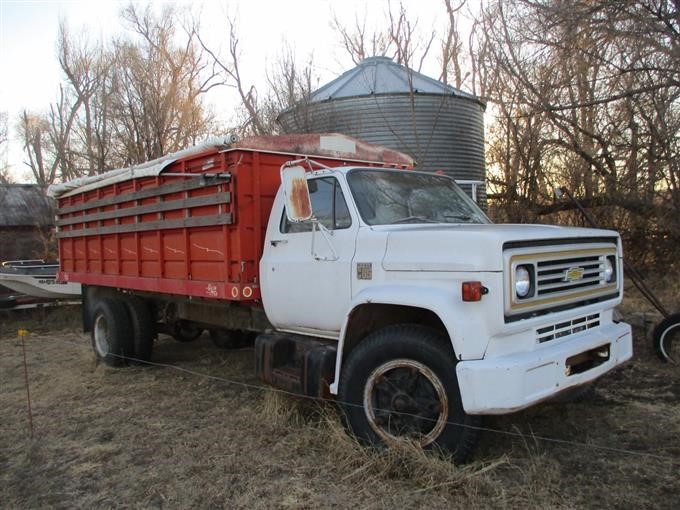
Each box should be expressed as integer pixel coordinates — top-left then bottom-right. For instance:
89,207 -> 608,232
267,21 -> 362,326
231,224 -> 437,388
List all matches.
258,164 -> 632,462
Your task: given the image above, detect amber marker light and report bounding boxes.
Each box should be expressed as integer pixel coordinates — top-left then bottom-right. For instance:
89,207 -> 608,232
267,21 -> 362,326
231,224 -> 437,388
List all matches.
462,281 -> 489,302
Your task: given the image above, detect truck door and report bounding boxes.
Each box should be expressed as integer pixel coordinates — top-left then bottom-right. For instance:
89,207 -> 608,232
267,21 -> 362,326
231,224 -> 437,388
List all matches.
261,176 -> 357,335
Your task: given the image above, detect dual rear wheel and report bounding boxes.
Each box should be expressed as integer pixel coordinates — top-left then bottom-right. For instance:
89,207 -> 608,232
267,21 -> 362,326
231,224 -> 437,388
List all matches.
90,297 -> 154,366
90,297 -> 253,365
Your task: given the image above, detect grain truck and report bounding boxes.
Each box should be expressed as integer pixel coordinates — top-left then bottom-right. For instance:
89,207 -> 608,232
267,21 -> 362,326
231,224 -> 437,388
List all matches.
49,134 -> 633,462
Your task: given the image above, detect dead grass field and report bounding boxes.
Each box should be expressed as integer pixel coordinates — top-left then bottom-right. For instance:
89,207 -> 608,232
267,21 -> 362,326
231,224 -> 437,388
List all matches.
1,291 -> 679,509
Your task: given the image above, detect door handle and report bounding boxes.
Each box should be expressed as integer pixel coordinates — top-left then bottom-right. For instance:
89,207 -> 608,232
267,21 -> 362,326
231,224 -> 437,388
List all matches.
270,239 -> 288,246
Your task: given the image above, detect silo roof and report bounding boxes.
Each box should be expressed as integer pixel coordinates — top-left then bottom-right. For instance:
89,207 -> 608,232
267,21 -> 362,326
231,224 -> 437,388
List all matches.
309,56 -> 479,102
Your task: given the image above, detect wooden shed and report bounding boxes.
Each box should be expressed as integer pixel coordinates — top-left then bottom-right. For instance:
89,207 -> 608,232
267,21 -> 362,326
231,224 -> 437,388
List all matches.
0,184 -> 55,262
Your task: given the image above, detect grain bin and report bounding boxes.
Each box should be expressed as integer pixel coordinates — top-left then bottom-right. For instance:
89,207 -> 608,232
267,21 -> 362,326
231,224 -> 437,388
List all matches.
278,56 -> 486,204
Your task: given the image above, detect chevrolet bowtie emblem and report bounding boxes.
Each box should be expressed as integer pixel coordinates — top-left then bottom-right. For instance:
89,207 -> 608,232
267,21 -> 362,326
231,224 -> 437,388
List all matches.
564,267 -> 585,282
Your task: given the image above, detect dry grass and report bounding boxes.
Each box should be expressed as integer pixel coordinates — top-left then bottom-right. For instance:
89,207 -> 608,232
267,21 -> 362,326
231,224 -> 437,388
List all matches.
1,304 -> 679,509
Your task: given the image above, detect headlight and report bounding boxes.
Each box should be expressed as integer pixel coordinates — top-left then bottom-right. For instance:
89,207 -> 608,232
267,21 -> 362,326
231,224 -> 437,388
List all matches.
515,265 -> 532,298
604,256 -> 616,283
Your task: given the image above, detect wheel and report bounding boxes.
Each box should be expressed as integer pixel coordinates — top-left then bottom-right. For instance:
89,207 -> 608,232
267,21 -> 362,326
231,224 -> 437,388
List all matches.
338,324 -> 481,464
652,313 -> 680,363
124,296 -> 155,363
91,298 -> 133,367
172,320 -> 203,342
209,328 -> 240,349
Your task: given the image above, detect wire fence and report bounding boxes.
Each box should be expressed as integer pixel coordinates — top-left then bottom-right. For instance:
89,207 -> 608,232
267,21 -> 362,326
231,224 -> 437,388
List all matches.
101,351 -> 678,465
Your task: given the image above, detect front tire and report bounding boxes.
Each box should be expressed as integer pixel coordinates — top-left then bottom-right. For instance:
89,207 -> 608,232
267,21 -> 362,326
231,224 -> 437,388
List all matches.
91,298 -> 133,367
338,324 -> 481,464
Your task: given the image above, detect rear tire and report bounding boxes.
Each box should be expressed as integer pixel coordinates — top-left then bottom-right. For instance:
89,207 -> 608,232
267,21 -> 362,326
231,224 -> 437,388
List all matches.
91,298 -> 133,367
338,324 -> 481,464
652,313 -> 680,363
124,296 -> 155,363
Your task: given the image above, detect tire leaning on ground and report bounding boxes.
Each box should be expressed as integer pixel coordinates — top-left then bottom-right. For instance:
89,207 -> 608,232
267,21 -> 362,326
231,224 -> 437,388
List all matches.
652,313 -> 680,363
124,296 -> 155,363
91,298 -> 134,367
338,324 -> 482,464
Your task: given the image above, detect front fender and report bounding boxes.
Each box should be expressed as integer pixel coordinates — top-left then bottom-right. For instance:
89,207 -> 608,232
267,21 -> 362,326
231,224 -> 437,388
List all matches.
329,282 -> 495,394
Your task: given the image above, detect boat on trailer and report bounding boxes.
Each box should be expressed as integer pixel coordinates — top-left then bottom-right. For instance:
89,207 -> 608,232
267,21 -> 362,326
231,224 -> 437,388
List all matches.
0,260 -> 81,300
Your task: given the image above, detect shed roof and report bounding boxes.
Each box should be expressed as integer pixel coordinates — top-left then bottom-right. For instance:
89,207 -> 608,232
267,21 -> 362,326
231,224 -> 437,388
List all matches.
309,56 -> 479,102
0,185 -> 55,227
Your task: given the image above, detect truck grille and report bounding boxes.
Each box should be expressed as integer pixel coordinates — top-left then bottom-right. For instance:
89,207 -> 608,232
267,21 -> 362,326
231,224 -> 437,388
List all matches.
536,313 -> 600,343
505,245 -> 620,319
536,255 -> 606,297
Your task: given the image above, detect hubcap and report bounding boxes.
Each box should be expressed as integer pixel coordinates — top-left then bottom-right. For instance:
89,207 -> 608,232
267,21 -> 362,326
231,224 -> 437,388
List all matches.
93,315 -> 111,357
363,359 -> 448,447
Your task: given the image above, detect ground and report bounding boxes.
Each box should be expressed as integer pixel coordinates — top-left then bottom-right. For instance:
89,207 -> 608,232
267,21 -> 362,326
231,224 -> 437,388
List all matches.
1,287 -> 679,509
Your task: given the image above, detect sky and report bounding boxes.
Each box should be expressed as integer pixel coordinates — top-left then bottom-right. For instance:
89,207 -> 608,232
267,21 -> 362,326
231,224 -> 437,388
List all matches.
0,0 -> 450,182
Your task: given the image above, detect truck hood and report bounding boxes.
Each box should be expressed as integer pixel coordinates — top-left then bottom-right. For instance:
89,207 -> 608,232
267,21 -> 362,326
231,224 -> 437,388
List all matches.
380,223 -> 620,272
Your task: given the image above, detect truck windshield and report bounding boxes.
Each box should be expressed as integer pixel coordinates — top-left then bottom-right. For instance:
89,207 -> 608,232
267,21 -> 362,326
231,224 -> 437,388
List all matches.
346,169 -> 490,226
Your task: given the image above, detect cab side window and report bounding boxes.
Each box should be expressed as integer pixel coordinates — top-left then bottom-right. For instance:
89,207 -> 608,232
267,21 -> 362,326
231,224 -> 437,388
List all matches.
281,177 -> 352,233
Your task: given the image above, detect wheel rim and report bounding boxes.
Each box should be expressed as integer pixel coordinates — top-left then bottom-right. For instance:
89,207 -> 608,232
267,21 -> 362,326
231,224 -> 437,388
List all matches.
93,314 -> 110,357
363,359 -> 448,447
659,323 -> 679,363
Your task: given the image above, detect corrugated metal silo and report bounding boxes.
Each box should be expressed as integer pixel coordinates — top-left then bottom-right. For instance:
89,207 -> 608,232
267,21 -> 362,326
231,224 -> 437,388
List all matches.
278,56 -> 487,204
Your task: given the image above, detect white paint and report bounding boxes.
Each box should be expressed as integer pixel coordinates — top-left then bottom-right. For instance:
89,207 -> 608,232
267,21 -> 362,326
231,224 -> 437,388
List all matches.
256,165 -> 630,413
456,322 -> 632,414
0,271 -> 81,298
260,172 -> 357,334
320,135 -> 356,154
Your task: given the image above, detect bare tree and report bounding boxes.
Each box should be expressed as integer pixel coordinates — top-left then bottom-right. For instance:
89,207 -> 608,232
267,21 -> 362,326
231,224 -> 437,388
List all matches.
112,4 -> 222,163
197,16 -> 315,136
331,10 -> 392,65
440,0 -> 467,88
19,3 -> 222,184
331,1 -> 438,72
20,111 -> 58,186
0,111 -> 10,183
478,0 -> 680,265
57,23 -> 110,177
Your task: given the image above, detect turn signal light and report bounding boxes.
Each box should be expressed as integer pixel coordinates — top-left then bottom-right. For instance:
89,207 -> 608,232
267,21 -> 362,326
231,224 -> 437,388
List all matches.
462,281 -> 488,302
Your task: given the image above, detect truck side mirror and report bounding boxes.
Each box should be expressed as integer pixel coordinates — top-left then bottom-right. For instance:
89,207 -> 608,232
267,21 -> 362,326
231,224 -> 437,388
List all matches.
281,165 -> 313,222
